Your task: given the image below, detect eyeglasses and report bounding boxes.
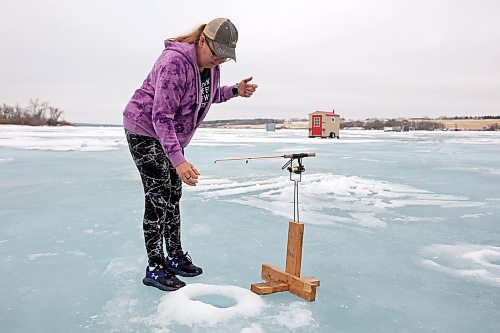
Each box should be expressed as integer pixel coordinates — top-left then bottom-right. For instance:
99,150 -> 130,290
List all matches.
205,37 -> 228,63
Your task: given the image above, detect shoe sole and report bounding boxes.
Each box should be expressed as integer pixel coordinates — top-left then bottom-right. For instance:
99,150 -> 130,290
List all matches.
167,267 -> 203,277
142,278 -> 184,291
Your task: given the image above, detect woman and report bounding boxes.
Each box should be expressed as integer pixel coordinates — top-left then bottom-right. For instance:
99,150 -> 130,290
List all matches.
123,18 -> 258,291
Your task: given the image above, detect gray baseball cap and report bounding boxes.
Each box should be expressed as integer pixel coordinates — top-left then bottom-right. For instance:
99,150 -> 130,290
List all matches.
203,18 -> 238,61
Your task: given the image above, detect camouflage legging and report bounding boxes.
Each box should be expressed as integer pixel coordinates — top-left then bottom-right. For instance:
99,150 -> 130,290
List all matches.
125,129 -> 182,266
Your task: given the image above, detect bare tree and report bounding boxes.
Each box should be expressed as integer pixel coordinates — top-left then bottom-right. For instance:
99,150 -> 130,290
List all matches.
48,107 -> 63,125
0,100 -> 69,126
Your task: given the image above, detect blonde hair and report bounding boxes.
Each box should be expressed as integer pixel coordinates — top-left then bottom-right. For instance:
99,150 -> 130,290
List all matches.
171,24 -> 206,44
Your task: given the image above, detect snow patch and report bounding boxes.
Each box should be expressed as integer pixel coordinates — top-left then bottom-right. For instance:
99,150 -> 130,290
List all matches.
189,173 -> 480,228
274,302 -> 315,329
240,323 -> 265,333
67,250 -> 87,257
28,253 -> 58,260
460,213 -> 484,219
153,283 -> 265,327
0,125 -> 126,151
421,244 -> 500,286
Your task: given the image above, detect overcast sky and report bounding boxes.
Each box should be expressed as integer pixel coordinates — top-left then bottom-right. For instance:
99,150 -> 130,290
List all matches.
1,0 -> 499,124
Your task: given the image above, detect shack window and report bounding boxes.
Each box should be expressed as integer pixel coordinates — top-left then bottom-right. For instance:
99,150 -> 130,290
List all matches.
314,118 -> 320,126
331,117 -> 335,123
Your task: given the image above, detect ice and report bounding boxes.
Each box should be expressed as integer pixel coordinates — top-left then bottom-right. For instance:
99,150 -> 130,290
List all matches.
104,256 -> 144,277
1,125 -> 500,332
0,157 -> 14,164
187,223 -> 212,236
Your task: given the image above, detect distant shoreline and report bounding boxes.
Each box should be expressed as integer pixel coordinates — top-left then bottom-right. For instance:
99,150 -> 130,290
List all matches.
2,118 -> 498,131
200,118 -> 499,131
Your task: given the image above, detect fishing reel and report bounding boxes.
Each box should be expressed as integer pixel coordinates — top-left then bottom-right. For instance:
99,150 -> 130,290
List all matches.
282,152 -> 315,177
282,158 -> 305,175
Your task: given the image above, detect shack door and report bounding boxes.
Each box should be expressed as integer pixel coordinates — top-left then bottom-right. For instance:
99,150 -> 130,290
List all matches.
312,115 -> 322,136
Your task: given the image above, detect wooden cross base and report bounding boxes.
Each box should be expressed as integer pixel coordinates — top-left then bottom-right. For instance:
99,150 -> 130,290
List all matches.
250,221 -> 320,301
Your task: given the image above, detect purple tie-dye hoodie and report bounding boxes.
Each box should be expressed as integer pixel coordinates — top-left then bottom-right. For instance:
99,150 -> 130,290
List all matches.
123,40 -> 235,167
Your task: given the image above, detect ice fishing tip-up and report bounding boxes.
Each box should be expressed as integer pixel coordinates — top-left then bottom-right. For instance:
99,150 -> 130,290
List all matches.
216,151 -> 321,300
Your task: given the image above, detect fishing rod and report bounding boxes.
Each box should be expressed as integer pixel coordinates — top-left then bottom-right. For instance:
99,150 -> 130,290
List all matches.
214,152 -> 316,222
214,152 -> 316,164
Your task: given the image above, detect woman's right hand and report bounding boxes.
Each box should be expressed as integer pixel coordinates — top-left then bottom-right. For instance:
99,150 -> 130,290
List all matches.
176,161 -> 200,186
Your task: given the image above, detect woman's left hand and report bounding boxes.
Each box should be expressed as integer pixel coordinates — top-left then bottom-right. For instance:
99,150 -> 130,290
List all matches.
237,77 -> 258,98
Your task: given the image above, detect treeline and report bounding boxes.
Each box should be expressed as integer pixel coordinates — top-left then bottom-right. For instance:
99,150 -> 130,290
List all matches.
0,99 -> 70,126
440,115 -> 500,120
341,119 -> 445,130
201,118 -> 285,128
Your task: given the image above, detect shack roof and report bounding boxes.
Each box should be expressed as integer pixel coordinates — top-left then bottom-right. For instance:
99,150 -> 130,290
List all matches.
309,111 -> 340,116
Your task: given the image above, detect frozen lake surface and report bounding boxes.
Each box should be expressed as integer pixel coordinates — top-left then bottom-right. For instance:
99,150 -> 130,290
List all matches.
1,125 -> 499,332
